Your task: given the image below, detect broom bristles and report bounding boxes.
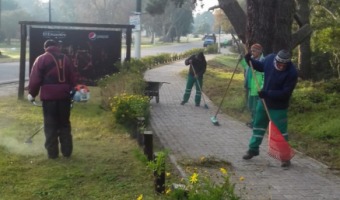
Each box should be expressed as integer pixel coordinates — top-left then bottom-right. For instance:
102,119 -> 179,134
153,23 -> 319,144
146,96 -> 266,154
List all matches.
268,121 -> 295,161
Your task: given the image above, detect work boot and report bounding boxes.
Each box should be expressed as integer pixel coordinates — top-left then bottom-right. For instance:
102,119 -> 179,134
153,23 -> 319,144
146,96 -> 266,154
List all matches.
281,160 -> 291,168
242,150 -> 259,160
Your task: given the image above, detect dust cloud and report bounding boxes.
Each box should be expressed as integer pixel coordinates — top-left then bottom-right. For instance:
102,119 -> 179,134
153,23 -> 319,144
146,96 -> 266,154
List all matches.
0,132 -> 45,156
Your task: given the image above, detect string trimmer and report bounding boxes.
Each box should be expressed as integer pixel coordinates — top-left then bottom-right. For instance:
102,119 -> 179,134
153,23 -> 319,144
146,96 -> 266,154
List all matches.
25,100 -> 43,144
25,125 -> 44,144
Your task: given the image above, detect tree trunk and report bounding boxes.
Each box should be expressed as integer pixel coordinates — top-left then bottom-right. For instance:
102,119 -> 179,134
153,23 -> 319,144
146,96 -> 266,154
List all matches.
246,0 -> 295,55
218,0 -> 247,43
296,0 -> 312,80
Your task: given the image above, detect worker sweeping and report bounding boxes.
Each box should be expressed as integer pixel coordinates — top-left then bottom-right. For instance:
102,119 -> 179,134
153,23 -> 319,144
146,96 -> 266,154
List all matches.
240,43 -> 264,128
180,52 -> 207,107
242,49 -> 298,168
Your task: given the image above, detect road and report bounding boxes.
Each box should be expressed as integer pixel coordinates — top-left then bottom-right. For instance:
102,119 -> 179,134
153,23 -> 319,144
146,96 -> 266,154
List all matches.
0,41 -> 231,84
0,41 -> 206,84
0,62 -> 29,84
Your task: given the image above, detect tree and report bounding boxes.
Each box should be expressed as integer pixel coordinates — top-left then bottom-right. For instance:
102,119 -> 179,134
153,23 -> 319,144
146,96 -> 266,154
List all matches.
213,9 -> 232,34
173,8 -> 193,42
2,9 -> 31,44
295,0 -> 312,79
194,12 -> 214,35
246,0 -> 296,54
146,0 -> 193,42
74,0 -> 135,24
148,0 -> 308,53
311,0 -> 340,79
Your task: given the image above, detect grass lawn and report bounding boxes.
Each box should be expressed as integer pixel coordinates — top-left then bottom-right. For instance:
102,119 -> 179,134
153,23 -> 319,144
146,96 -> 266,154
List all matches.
0,88 -> 176,200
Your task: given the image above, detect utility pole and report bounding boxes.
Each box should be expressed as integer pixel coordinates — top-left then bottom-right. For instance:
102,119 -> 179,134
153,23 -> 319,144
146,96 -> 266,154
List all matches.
49,0 -> 52,22
134,0 -> 141,59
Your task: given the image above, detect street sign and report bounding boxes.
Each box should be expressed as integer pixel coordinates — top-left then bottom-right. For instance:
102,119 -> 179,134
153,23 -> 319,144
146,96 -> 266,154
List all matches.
129,15 -> 140,31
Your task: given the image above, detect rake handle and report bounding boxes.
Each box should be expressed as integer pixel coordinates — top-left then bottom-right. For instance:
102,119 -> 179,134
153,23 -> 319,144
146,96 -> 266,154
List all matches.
247,60 -> 272,121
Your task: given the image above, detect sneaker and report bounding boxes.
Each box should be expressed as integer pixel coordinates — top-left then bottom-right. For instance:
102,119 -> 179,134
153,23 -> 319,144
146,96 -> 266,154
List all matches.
281,160 -> 291,168
180,101 -> 186,105
195,104 -> 200,107
242,150 -> 259,160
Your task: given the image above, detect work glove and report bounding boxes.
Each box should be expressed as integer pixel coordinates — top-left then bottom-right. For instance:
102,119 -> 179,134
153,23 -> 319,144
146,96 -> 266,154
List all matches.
27,94 -> 35,102
244,53 -> 252,64
258,90 -> 267,99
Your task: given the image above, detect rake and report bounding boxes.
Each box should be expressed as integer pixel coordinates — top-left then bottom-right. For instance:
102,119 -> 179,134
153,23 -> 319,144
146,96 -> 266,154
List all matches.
248,61 -> 295,161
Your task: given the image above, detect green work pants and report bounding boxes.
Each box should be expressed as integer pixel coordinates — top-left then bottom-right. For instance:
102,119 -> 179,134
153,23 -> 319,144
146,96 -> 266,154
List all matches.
182,74 -> 203,105
248,100 -> 289,153
247,95 -> 259,125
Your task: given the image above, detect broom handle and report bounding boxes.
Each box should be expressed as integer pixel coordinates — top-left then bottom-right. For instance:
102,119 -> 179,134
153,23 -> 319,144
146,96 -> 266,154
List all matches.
190,64 -> 207,103
190,64 -> 202,91
214,56 -> 242,117
247,60 -> 272,121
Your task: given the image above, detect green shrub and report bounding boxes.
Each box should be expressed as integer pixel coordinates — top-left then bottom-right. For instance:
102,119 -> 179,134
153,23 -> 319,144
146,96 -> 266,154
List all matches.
181,48 -> 205,58
97,59 -> 147,108
205,44 -> 218,54
110,94 -> 150,127
147,151 -> 168,176
322,79 -> 340,93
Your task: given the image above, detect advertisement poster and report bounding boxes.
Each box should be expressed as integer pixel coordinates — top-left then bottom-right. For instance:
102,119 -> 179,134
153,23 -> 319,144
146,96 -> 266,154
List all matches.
29,28 -> 122,85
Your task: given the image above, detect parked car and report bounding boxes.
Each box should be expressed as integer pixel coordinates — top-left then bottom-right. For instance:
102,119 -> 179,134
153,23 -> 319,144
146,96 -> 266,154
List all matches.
203,35 -> 215,47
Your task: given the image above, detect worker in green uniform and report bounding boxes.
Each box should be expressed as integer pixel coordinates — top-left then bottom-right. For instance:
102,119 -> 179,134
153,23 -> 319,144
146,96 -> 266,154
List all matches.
240,43 -> 264,128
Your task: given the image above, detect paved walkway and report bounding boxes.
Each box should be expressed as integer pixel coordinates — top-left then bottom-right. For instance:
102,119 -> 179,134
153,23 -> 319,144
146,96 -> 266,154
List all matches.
144,55 -> 340,200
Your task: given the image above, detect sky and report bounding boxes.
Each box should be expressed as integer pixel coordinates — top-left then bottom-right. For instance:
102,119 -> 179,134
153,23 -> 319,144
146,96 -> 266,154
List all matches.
194,0 -> 219,14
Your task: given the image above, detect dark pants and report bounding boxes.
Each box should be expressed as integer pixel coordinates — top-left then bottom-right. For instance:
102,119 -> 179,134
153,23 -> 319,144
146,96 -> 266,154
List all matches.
43,100 -> 73,158
182,74 -> 203,105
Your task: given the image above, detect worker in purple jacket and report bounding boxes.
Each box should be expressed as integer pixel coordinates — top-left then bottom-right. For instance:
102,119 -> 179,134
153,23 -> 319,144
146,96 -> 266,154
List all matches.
28,39 -> 77,159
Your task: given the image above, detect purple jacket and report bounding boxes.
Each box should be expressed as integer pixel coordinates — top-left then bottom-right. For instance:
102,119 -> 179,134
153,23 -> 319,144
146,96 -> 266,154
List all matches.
28,46 -> 77,101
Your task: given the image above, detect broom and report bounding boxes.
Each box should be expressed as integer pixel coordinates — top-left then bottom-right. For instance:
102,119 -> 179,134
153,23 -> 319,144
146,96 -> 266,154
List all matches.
210,55 -> 243,126
248,60 -> 295,161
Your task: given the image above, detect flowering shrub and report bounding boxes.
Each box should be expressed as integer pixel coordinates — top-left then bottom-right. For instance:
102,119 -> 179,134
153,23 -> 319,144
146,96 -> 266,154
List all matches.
169,167 -> 242,200
110,93 -> 150,127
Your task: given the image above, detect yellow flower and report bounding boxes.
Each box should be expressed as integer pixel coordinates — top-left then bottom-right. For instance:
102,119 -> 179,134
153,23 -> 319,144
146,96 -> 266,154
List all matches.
239,176 -> 245,181
137,194 -> 143,200
166,172 -> 171,177
166,188 -> 171,195
190,173 -> 199,184
220,168 -> 227,175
